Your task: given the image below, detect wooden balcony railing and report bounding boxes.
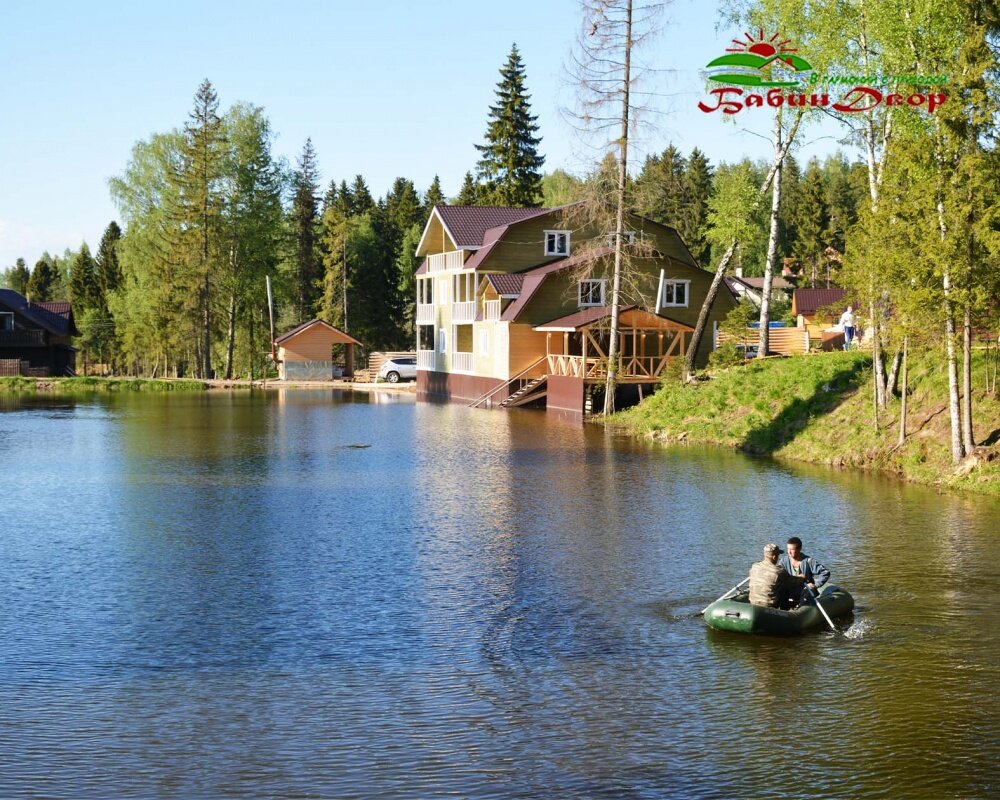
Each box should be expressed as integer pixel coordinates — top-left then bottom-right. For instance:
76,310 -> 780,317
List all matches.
416,303 -> 435,324
427,251 -> 465,272
451,301 -> 476,323
416,350 -> 436,370
484,299 -> 501,321
452,351 -> 474,372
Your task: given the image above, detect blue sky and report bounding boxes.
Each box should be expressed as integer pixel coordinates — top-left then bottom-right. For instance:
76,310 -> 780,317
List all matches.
0,0 -> 849,268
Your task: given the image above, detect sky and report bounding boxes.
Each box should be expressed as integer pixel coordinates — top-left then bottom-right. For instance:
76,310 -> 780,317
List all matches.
0,0 -> 850,269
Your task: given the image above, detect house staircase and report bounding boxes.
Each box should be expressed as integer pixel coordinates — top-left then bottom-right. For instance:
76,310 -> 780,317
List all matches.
468,357 -> 547,409
500,375 -> 547,408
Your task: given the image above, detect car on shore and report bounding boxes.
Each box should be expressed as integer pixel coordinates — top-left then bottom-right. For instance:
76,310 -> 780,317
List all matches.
378,356 -> 417,383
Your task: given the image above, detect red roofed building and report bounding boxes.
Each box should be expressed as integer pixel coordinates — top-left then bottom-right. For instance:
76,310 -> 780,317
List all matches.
412,204 -> 735,415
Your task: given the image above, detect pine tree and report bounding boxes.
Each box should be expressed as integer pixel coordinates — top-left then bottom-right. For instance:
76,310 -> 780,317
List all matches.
27,258 -> 57,301
635,145 -> 686,226
291,138 -> 321,323
457,172 -> 480,205
474,44 -> 544,207
69,243 -> 100,311
423,175 -> 444,215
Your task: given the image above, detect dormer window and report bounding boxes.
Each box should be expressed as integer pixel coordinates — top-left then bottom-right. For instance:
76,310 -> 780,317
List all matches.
605,230 -> 637,247
544,230 -> 571,257
660,279 -> 690,307
578,279 -> 606,307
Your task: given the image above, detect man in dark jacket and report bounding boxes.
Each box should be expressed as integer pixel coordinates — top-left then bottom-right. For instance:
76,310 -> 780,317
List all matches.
749,543 -> 791,607
778,536 -> 831,607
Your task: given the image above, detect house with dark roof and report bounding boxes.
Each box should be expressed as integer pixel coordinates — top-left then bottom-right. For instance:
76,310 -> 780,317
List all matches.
0,289 -> 79,377
413,204 -> 736,414
792,288 -> 850,341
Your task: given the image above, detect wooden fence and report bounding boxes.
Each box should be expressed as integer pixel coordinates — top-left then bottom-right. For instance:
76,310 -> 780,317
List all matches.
715,326 -> 811,356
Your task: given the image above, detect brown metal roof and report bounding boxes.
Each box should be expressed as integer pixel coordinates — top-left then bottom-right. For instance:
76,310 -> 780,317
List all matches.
0,290 -> 78,336
500,247 -> 617,322
742,276 -> 796,290
792,288 -> 849,316
484,273 -> 523,297
435,206 -> 549,249
275,318 -> 362,346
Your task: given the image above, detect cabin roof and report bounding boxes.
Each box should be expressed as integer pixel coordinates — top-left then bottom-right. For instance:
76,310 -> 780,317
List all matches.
0,289 -> 78,336
792,288 -> 849,316
275,318 -> 362,347
484,273 -> 524,297
434,206 -> 548,250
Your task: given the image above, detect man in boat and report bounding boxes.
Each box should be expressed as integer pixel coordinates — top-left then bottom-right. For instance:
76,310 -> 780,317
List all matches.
778,536 -> 831,607
748,543 -> 791,608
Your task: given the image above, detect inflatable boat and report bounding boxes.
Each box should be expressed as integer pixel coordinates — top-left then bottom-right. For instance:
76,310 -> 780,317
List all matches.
703,584 -> 854,635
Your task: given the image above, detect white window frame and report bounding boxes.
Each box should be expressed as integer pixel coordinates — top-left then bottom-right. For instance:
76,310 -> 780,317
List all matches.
0,312 -> 13,331
578,279 -> 606,308
605,230 -> 637,247
544,230 -> 571,257
439,327 -> 447,353
660,279 -> 690,308
479,328 -> 489,355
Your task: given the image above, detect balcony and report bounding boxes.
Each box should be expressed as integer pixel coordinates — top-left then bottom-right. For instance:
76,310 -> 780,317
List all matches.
417,350 -> 436,370
416,303 -> 435,324
452,351 -> 474,372
451,301 -> 476,323
427,250 -> 465,272
484,299 -> 501,321
0,330 -> 46,347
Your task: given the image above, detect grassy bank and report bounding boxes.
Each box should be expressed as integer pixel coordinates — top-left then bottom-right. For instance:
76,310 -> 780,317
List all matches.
616,350 -> 1000,496
0,376 -> 209,394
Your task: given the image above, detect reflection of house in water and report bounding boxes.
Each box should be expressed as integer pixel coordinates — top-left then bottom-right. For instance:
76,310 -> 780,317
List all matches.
413,204 -> 737,416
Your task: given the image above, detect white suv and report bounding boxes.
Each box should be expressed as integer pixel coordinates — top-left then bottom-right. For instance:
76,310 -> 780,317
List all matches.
378,356 -> 417,383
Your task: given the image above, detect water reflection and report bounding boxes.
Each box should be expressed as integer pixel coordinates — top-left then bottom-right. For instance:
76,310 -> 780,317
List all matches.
0,391 -> 998,798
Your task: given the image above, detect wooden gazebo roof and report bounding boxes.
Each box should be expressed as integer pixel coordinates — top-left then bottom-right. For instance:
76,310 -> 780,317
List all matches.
533,306 -> 694,333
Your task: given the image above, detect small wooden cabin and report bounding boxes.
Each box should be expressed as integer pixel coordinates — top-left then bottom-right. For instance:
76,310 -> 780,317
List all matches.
275,319 -> 361,380
792,288 -> 849,340
0,289 -> 79,376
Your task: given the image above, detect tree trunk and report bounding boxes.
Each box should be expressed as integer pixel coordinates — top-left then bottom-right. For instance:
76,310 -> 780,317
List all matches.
898,336 -> 908,447
603,0 -> 632,415
886,346 -> 903,398
225,292 -> 237,380
961,303 -> 975,453
944,269 -> 965,463
758,110 -> 783,359
871,302 -> 887,408
685,111 -> 804,378
203,276 -> 213,379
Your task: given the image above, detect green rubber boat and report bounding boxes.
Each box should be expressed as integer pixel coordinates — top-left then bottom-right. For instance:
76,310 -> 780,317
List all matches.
703,584 -> 854,635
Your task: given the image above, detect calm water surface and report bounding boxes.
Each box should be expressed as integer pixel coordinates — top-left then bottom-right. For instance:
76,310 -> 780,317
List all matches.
0,390 -> 997,799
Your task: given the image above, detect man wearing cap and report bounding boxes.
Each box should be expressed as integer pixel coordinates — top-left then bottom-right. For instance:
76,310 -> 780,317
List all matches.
748,543 -> 791,608
778,536 -> 831,607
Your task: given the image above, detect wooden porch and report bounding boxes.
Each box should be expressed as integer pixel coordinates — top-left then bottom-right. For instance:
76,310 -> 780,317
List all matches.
535,307 -> 693,384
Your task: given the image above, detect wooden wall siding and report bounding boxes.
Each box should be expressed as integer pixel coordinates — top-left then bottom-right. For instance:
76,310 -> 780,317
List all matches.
455,324 -> 473,352
507,324 -> 549,378
416,214 -> 457,256
477,213 -> 699,274
717,326 -> 810,355
280,325 -> 351,361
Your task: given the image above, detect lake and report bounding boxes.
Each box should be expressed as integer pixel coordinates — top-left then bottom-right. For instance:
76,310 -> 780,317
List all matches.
1,389 -> 998,799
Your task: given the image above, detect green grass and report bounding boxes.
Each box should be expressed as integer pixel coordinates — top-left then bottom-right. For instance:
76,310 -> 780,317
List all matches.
616,350 -> 1000,497
0,376 -> 209,394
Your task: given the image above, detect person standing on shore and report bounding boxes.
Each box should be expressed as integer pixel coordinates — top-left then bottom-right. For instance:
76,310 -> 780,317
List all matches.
839,306 -> 856,350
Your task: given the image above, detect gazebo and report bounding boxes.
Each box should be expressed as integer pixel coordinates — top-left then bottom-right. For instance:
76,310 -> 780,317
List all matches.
275,319 -> 361,380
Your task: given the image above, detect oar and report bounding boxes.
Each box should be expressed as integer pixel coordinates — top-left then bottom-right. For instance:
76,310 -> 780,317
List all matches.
699,577 -> 750,615
806,584 -> 839,633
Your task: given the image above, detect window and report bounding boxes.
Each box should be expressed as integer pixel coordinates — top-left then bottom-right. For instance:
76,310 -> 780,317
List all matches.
605,230 -> 637,247
544,230 -> 571,257
439,328 -> 447,353
0,312 -> 13,332
578,279 -> 606,307
479,328 -> 489,355
660,279 -> 690,307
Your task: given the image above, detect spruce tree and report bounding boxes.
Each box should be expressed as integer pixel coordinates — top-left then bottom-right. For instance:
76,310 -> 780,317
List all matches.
95,222 -> 123,299
349,175 -> 375,216
635,145 -> 686,226
793,159 -> 829,287
680,148 -> 714,267
9,258 -> 30,295
27,258 -> 57,301
474,44 -> 544,207
457,172 -> 480,205
69,244 -> 100,311
291,138 -> 321,322
423,175 -> 444,215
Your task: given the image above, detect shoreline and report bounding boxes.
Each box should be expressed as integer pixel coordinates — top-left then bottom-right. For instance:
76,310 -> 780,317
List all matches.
0,375 -> 418,395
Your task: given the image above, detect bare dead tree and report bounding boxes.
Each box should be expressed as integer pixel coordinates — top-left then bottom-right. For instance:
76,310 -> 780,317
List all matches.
565,0 -> 667,414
